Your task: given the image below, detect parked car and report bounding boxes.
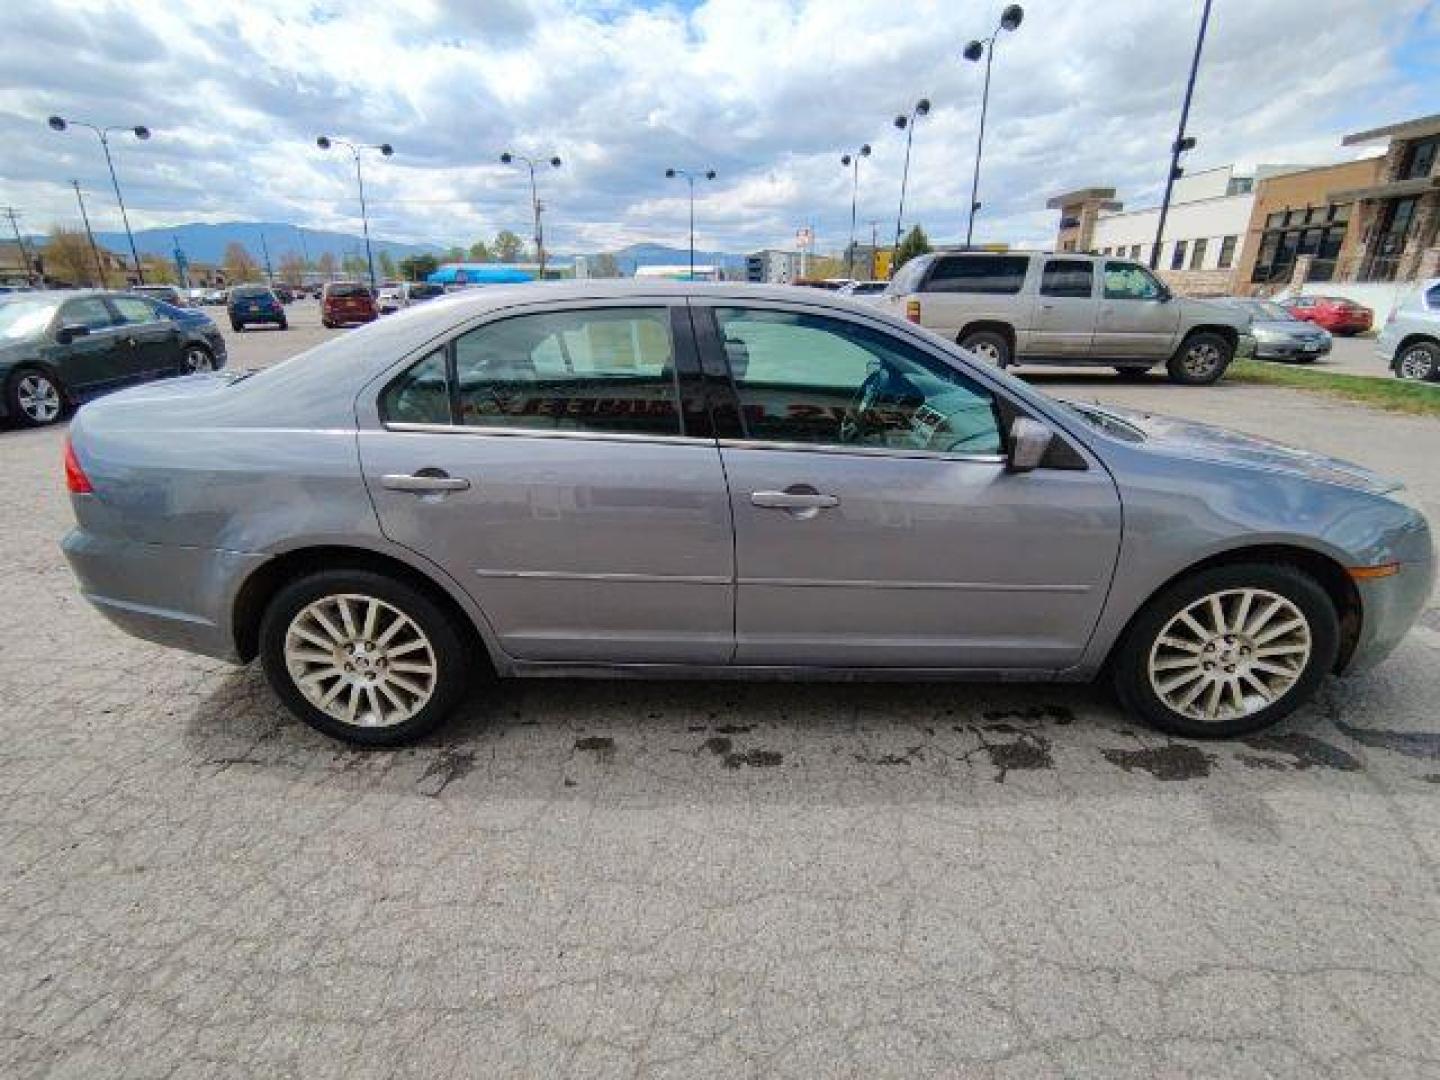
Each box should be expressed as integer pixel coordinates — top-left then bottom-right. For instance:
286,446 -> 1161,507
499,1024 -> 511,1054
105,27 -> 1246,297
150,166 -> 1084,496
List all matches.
1376,277 -> 1440,381
227,285 -> 288,331
1216,298 -> 1331,362
133,284 -> 188,307
1284,295 -> 1374,336
200,288 -> 228,306
838,281 -> 890,299
881,251 -> 1254,384
0,289 -> 226,427
321,282 -> 379,327
272,285 -> 296,304
376,282 -> 405,314
61,281 -> 1430,746
403,282 -> 445,305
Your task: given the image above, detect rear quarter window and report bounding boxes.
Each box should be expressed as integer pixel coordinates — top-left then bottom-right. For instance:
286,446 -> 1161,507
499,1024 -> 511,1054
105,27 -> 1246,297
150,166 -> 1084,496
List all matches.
923,255 -> 1030,295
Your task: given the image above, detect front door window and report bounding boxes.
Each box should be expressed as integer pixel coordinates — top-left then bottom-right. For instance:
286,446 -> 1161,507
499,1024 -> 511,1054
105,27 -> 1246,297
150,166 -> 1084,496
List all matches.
1103,262 -> 1165,300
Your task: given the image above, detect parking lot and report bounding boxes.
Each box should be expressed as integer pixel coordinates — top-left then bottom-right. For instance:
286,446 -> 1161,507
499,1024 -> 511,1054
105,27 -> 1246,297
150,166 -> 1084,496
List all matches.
3,313 -> 1438,1078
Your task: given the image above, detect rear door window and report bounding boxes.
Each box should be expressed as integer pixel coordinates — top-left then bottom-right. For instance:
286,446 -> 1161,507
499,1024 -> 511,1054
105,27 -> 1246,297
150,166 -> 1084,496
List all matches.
59,297 -> 118,330
111,297 -> 161,324
923,255 -> 1029,295
1039,259 -> 1094,299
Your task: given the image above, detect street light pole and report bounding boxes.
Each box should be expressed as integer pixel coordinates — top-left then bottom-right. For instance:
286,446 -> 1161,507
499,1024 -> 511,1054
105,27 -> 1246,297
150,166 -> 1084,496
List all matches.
891,99 -> 931,262
71,180 -> 107,287
317,135 -> 394,292
840,144 -> 871,280
963,5 -> 1024,249
500,152 -> 562,277
664,167 -> 717,280
1151,0 -> 1212,270
48,115 -> 151,283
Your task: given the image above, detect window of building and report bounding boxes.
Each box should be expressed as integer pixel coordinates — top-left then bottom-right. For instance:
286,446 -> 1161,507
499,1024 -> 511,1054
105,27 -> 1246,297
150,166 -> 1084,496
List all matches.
922,254 -> 1030,295
449,307 -> 682,436
712,307 -> 1002,454
1189,238 -> 1208,270
1217,235 -> 1237,269
1039,259 -> 1094,298
1250,204 -> 1350,286
1401,135 -> 1439,181
1130,244 -> 1142,260
1170,240 -> 1188,270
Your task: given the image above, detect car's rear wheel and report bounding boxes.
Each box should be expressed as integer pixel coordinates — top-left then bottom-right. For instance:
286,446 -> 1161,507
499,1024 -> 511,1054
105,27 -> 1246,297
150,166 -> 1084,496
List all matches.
958,329 -> 1012,368
1166,331 -> 1233,385
231,321 -> 243,332
182,344 -> 215,374
278,316 -> 289,331
259,570 -> 470,746
1113,562 -> 1338,738
1396,341 -> 1439,381
6,368 -> 65,427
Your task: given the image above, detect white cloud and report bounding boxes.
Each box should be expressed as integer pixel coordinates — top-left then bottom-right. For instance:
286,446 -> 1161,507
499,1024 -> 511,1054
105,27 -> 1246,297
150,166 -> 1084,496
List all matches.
0,0 -> 1433,254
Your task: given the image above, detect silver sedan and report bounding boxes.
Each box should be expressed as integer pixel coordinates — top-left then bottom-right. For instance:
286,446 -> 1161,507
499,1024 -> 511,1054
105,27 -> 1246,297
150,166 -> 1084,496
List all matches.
62,282 -> 1433,745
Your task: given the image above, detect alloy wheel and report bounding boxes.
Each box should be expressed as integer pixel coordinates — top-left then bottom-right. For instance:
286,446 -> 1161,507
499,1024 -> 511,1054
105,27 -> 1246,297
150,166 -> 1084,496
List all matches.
184,347 -> 214,373
1398,347 -> 1435,381
284,593 -> 438,729
16,374 -> 61,424
1147,587 -> 1311,725
1182,341 -> 1222,379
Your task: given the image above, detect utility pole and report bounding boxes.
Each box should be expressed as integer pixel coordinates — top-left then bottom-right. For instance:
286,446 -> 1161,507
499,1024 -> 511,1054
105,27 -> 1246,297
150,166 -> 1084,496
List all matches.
258,230 -> 274,284
869,220 -> 881,280
72,180 -> 107,287
1151,0 -> 1212,269
2,207 -> 36,286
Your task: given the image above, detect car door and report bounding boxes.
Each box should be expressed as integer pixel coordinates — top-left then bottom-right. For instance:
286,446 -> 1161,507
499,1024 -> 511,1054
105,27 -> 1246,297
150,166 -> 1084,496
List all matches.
51,295 -> 131,395
357,300 -> 735,665
1029,258 -> 1098,356
693,300 -> 1122,670
1092,260 -> 1181,358
108,296 -> 183,377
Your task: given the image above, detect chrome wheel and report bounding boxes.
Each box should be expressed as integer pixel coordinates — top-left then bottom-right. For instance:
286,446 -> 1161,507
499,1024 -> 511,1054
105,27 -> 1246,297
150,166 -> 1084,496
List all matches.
16,373 -> 61,424
1148,588 -> 1311,725
1397,346 -> 1436,381
284,594 -> 437,729
184,346 -> 214,373
1182,341 -> 1222,379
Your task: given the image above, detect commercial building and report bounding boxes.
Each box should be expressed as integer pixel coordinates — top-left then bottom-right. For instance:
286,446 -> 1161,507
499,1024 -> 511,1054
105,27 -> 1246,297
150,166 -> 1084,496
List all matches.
1238,157 -> 1381,289
745,248 -> 801,284
1330,114 -> 1439,284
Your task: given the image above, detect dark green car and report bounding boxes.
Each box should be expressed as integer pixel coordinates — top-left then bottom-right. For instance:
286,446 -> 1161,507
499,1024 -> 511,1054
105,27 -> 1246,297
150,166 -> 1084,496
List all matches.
0,290 -> 227,427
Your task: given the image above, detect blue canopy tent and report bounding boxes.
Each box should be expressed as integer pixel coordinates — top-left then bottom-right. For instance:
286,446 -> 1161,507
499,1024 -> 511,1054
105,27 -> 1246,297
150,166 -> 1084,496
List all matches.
427,264 -> 535,287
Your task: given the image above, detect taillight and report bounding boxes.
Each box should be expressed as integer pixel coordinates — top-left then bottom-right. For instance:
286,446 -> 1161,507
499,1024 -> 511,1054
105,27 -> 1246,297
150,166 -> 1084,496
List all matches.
906,300 -> 922,323
64,437 -> 93,494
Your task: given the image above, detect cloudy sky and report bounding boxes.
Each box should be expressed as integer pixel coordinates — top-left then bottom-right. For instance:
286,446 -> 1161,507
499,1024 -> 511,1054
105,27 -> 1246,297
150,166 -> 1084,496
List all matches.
1,0 -> 1437,256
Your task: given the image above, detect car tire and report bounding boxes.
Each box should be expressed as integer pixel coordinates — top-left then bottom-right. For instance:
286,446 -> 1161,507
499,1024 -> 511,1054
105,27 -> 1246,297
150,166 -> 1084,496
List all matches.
182,344 -> 215,374
259,569 -> 472,747
231,321 -> 243,332
322,319 -> 335,329
1166,331 -> 1233,385
1395,340 -> 1440,382
278,317 -> 289,331
1113,366 -> 1151,379
958,329 -> 1012,368
5,367 -> 66,427
1112,562 -> 1339,739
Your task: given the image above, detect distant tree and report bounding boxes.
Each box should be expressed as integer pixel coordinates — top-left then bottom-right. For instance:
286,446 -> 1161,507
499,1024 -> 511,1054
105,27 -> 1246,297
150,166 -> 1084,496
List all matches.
340,253 -> 368,278
589,252 -> 621,278
892,225 -> 931,271
222,242 -> 261,283
442,245 -> 466,264
493,229 -> 524,263
277,252 -> 306,286
139,254 -> 177,284
44,226 -> 106,287
378,250 -> 397,279
467,239 -> 492,263
316,251 -> 338,281
398,253 -> 440,281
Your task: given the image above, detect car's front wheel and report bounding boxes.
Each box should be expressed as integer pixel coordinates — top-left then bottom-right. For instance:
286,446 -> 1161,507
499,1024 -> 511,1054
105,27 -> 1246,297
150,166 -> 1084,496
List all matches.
1166,331 -> 1234,385
1396,340 -> 1439,381
1113,562 -> 1338,738
259,570 -> 471,746
5,368 -> 65,427
958,329 -> 1012,368
182,345 -> 215,374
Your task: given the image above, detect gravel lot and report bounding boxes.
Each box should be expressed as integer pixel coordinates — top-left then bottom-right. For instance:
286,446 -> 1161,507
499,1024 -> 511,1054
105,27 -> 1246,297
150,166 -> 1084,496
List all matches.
2,303 -> 1438,1079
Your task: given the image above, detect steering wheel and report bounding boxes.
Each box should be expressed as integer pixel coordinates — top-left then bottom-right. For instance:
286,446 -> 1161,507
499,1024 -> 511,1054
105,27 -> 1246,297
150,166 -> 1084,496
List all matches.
839,368 -> 888,444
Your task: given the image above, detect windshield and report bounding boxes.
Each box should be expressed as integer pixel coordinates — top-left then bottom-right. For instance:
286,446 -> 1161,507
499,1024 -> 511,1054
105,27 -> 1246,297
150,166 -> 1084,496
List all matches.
1236,299 -> 1294,321
0,298 -> 59,340
231,286 -> 271,300
328,284 -> 372,298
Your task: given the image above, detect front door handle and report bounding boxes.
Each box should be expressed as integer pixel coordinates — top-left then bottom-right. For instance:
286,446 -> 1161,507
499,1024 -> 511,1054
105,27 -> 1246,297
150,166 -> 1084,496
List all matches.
381,472 -> 470,493
751,490 -> 840,510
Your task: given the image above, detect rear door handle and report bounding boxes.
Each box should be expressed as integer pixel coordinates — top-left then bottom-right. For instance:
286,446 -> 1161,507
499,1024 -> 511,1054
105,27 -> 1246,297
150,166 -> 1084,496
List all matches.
381,472 -> 470,493
751,491 -> 839,510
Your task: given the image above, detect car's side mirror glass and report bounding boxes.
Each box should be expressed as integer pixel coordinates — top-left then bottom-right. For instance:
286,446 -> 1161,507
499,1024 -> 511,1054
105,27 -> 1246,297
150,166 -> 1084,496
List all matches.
56,324 -> 91,344
1007,417 -> 1054,473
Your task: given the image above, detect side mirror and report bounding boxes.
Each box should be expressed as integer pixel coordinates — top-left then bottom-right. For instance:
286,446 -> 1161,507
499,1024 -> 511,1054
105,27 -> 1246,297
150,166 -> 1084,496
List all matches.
56,324 -> 91,345
1007,417 -> 1054,473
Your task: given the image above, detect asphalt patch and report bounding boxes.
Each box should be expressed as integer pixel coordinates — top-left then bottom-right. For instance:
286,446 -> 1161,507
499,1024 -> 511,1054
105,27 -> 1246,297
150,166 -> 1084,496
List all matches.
723,749 -> 783,769
1239,732 -> 1361,771
1102,744 -> 1215,781
700,736 -> 733,756
985,735 -> 1054,782
1332,719 -> 1440,761
574,736 -> 615,755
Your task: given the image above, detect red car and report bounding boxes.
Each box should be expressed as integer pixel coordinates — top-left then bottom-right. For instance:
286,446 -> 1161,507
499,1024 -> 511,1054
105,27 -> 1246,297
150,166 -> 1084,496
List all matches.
1284,295 -> 1373,336
320,282 -> 378,328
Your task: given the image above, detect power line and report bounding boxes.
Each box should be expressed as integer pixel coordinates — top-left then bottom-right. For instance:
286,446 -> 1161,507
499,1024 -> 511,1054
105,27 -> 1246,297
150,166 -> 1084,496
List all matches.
2,207 -> 38,285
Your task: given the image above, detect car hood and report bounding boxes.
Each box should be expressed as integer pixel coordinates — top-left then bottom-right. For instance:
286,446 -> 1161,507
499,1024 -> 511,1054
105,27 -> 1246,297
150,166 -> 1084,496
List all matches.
1080,403 -> 1399,495
1176,296 -> 1250,329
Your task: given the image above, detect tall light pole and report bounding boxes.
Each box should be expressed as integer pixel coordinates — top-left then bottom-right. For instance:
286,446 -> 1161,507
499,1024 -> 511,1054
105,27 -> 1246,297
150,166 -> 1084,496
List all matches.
1151,0 -> 1211,270
891,98 -> 931,262
500,152 -> 562,277
48,115 -> 151,284
664,167 -> 717,280
317,135 -> 393,292
840,144 -> 871,280
71,180 -> 107,287
963,4 -> 1024,248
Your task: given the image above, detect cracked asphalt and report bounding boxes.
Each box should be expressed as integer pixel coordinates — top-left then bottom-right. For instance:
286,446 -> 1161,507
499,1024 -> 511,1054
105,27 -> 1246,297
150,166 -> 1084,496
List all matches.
2,314 -> 1438,1078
